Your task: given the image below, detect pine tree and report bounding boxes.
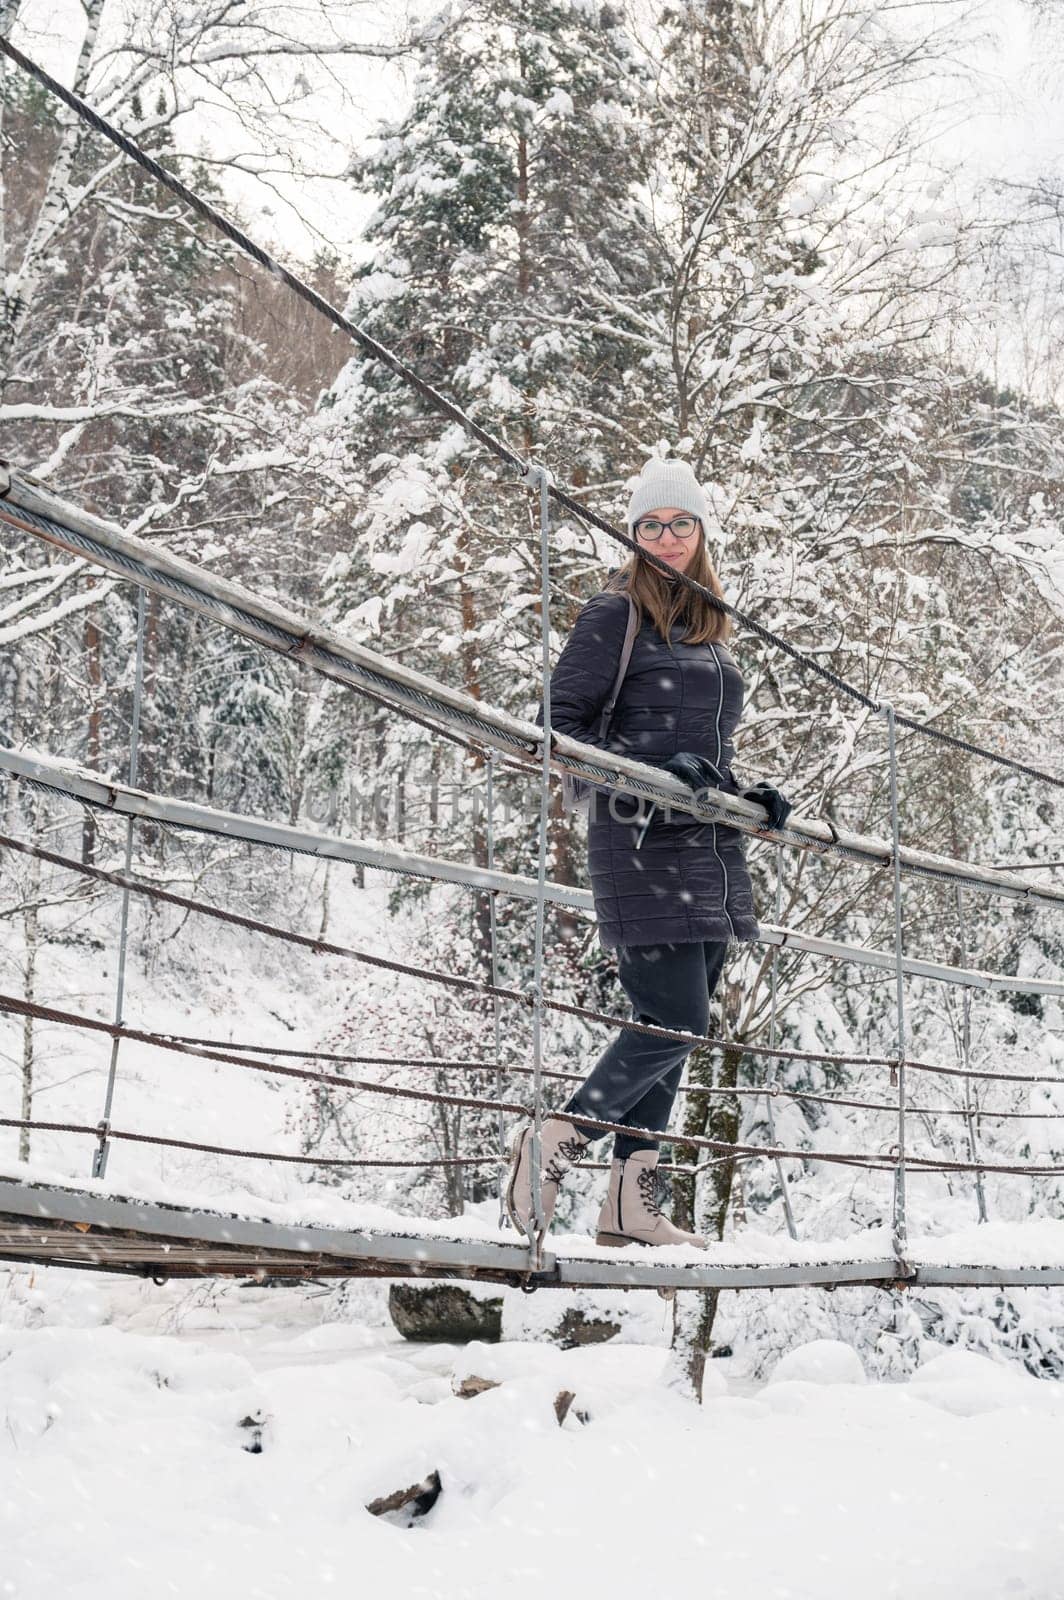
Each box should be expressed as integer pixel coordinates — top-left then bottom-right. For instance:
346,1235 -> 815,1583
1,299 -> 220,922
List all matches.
316,0 -> 663,919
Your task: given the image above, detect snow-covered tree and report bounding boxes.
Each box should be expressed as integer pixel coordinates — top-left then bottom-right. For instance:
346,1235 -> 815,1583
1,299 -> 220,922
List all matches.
315,0 -> 663,915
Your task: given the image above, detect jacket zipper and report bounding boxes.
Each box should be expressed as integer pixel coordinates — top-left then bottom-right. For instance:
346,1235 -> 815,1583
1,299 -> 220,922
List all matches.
709,643 -> 736,939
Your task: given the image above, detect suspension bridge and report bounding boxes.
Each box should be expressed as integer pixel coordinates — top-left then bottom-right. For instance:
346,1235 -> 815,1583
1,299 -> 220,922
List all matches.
1,38 -> 1063,1298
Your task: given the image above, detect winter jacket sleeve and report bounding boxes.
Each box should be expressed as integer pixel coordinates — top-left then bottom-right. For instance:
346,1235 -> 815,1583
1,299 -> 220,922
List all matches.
533,590 -> 632,752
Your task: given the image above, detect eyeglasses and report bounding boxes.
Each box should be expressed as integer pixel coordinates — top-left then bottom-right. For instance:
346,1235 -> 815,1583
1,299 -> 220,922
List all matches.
635,516 -> 701,541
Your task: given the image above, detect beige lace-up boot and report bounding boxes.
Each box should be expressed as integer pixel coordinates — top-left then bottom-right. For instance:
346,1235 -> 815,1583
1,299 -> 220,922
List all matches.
595,1148 -> 707,1248
505,1114 -> 592,1240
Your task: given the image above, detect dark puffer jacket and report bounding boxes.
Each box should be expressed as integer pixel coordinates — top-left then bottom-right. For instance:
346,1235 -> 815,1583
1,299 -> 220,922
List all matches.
538,585 -> 761,951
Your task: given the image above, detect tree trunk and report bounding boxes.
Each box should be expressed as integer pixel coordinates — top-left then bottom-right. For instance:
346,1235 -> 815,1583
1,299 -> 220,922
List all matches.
137,589 -> 160,849
350,723 -> 366,888
661,1288 -> 714,1402
669,1037 -> 745,1396
82,583 -> 102,863
18,806 -> 42,1162
453,522 -> 493,977
434,1069 -> 465,1218
317,860 -> 331,942
4,629 -> 23,833
547,782 -> 584,945
0,0 -> 105,380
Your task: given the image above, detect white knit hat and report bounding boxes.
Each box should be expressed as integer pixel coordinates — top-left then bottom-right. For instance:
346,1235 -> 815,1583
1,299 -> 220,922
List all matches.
625,457 -> 711,535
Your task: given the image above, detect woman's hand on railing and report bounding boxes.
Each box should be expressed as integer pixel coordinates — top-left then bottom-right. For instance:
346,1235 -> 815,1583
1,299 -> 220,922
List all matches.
633,753 -> 725,850
659,752 -> 727,792
740,780 -> 793,831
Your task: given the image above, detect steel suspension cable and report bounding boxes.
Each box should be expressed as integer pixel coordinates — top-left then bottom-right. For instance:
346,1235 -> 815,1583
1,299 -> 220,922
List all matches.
1,996 -> 1059,1179
5,830 -> 1060,1086
158,1032 -> 1064,1121
0,1116 -> 716,1177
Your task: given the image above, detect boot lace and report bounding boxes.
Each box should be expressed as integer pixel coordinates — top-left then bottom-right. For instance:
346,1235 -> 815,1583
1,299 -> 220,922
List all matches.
543,1134 -> 591,1187
636,1165 -> 663,1216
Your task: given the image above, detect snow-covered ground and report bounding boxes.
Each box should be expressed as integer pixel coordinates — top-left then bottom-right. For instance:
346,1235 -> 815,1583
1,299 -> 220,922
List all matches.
3,1262 -> 1064,1600
5,848 -> 1064,1596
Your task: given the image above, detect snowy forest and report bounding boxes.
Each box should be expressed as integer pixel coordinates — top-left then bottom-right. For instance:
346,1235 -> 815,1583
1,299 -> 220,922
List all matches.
2,0 -> 1064,1589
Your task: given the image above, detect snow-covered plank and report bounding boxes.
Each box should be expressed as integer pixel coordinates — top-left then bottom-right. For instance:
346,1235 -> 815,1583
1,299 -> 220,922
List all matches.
5,1173 -> 1064,1290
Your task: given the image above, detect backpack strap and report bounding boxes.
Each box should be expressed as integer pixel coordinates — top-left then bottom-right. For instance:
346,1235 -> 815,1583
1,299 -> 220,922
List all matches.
596,594 -> 640,743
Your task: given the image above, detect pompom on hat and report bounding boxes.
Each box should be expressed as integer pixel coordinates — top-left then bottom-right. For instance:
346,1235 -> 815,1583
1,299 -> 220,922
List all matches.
625,457 -> 711,536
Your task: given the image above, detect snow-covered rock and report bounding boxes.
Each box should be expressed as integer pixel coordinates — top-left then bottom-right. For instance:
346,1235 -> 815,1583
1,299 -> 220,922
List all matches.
768,1338 -> 868,1386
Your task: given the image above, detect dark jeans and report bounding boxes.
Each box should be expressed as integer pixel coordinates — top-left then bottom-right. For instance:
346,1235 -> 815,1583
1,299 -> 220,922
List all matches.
561,939 -> 729,1161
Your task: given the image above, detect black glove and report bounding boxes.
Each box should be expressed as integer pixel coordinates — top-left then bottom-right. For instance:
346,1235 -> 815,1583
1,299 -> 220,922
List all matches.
660,752 -> 727,792
634,752 -> 727,851
741,780 -> 793,832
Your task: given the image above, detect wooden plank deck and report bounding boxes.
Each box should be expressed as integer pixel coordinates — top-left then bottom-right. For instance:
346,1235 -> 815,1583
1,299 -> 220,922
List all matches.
2,1175 -> 1062,1291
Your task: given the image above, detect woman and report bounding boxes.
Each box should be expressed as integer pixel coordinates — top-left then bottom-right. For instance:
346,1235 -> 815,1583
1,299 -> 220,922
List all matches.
506,457 -> 792,1251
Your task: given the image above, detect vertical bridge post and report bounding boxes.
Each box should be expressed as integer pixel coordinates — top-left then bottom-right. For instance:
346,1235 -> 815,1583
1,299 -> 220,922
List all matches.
484,751 -> 508,1227
524,461 -> 554,1266
955,884 -> 988,1224
765,841 -> 798,1239
92,585 -> 148,1179
879,699 -> 909,1271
